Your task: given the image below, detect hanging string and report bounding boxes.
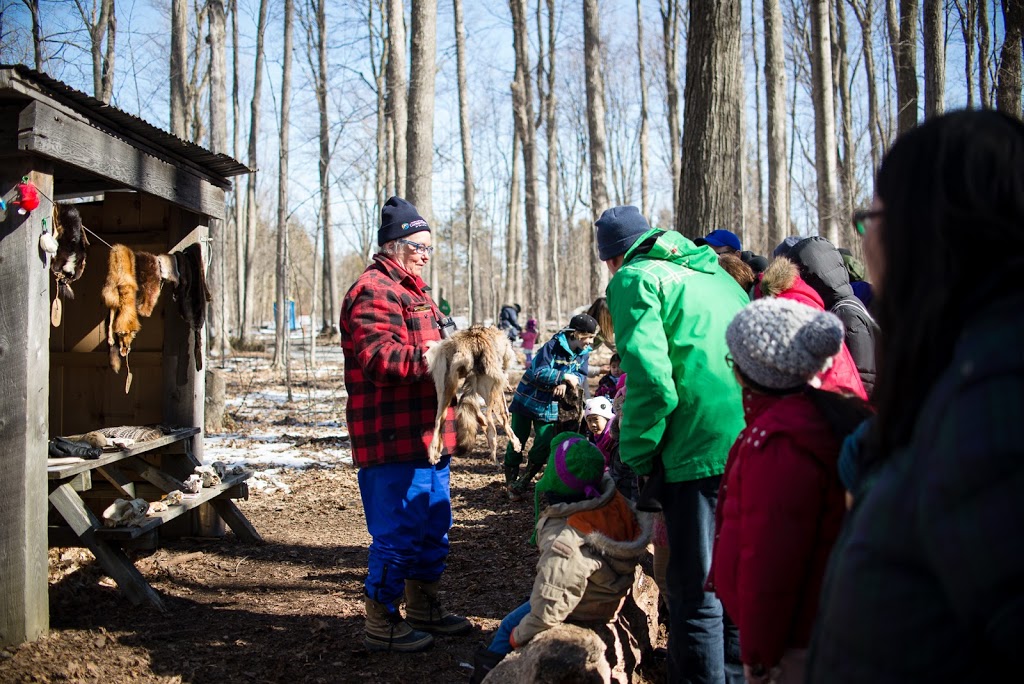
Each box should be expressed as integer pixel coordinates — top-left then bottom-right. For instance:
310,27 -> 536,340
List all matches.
83,225 -> 114,249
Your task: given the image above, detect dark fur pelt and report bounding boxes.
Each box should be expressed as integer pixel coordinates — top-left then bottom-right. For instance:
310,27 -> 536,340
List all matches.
556,384 -> 586,433
134,251 -> 164,317
51,203 -> 90,299
173,244 -> 211,371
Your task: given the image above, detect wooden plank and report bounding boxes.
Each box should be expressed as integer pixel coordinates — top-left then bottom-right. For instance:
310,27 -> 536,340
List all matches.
0,159 -> 52,646
51,351 -> 163,368
48,483 -> 165,611
121,456 -> 188,493
46,427 -> 200,479
17,101 -> 226,219
95,464 -> 135,498
208,498 -> 264,544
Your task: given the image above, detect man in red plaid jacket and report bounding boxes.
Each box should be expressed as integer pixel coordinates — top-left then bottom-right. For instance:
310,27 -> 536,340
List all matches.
340,196 -> 469,654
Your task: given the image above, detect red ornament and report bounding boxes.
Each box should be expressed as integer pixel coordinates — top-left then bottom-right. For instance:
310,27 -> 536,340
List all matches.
16,182 -> 40,212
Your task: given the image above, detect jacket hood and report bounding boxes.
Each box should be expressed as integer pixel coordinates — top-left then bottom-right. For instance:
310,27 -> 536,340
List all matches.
788,237 -> 854,308
757,257 -> 825,309
623,229 -> 721,275
538,475 -> 653,559
742,390 -> 840,469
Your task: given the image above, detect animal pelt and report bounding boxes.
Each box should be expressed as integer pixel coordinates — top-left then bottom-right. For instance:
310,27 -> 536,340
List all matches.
758,256 -> 799,298
134,250 -> 164,317
556,383 -> 586,434
424,325 -> 523,465
173,244 -> 211,371
101,244 -> 141,373
51,203 -> 90,299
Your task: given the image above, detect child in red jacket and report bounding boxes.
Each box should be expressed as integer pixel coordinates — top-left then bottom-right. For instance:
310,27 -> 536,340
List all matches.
708,297 -> 868,684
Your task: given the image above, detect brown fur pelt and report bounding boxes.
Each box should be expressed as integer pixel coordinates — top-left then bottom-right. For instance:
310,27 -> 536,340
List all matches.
424,325 -> 522,464
134,251 -> 164,317
173,244 -> 212,371
556,383 -> 586,434
758,256 -> 799,298
51,203 -> 90,299
101,244 -> 141,373
718,252 -> 756,292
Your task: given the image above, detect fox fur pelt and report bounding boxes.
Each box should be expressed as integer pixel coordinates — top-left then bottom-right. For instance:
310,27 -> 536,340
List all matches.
102,244 -> 141,373
51,203 -> 90,299
173,243 -> 211,372
134,251 -> 164,317
425,326 -> 522,464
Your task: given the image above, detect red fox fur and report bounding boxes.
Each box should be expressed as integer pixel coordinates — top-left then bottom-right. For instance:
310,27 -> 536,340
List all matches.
102,245 -> 141,372
425,326 -> 522,464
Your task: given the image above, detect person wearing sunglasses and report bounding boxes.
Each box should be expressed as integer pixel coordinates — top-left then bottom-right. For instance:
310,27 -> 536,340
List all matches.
340,196 -> 470,653
809,111 -> 1024,682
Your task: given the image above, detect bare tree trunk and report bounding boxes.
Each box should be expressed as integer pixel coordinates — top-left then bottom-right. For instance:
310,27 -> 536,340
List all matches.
22,0 -> 43,69
997,0 -> 1024,117
510,0 -> 546,325
231,0 -> 243,336
953,0 -> 976,109
833,0 -> 856,236
273,0 -> 294,375
239,0 -> 269,347
186,1 -> 210,144
890,0 -> 919,133
583,0 -> 609,301
811,0 -> 840,244
170,0 -> 187,137
979,0 -> 991,107
678,0 -> 742,238
406,0 -> 438,294
506,128 -> 522,309
923,0 -> 945,117
750,0 -> 764,240
660,0 -> 682,226
370,1 -> 389,205
386,0 -> 408,197
78,0 -> 116,103
208,0 -> 228,361
453,0 -> 477,323
636,0 -> 651,218
544,0 -> 562,322
764,0 -> 789,248
850,0 -> 883,172
310,0 -> 337,335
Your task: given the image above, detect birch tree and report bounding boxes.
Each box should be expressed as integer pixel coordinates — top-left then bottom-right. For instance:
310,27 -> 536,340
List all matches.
764,0 -> 789,248
678,0 -> 742,236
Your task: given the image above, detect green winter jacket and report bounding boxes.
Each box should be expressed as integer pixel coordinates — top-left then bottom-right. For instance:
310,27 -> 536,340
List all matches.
606,229 -> 748,483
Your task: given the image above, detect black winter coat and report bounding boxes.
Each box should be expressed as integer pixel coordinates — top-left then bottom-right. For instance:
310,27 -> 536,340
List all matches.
790,237 -> 878,396
499,305 -> 522,333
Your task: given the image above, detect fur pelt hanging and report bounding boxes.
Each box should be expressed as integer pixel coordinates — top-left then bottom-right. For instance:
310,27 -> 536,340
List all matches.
51,204 -> 90,299
101,244 -> 141,373
134,251 -> 164,317
173,243 -> 211,372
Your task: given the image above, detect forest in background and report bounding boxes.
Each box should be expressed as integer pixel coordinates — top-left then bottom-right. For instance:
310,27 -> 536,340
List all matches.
2,0 -> 1021,363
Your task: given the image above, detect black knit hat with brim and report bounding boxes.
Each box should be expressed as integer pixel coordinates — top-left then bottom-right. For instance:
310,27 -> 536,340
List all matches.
379,196 -> 430,246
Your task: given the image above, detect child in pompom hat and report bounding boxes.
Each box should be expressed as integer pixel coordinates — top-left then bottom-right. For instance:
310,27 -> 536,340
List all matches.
708,298 -> 870,684
520,318 -> 539,366
470,432 -> 651,682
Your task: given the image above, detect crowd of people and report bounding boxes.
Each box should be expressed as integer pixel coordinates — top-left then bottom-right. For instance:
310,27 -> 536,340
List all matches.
339,110 -> 1022,682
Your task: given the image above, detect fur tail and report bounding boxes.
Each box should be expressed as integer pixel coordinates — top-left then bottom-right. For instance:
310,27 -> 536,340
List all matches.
455,395 -> 486,454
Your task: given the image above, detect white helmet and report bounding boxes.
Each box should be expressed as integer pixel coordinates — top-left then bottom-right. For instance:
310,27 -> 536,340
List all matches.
584,396 -> 614,420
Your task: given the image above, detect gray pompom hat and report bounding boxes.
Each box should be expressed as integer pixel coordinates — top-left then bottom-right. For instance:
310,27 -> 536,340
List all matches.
726,298 -> 845,390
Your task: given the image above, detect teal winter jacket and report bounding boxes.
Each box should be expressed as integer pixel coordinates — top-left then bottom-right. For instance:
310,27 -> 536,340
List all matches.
510,332 -> 591,423
606,229 -> 748,483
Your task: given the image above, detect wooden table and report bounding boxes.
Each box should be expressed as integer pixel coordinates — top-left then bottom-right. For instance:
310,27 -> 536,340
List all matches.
47,427 -> 262,611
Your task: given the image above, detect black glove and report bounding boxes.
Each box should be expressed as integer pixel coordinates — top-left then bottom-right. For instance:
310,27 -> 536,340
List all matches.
48,437 -> 102,460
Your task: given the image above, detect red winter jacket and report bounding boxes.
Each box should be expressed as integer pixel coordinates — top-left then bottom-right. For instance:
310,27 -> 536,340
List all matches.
340,254 -> 456,468
707,390 -> 846,670
755,262 -> 867,400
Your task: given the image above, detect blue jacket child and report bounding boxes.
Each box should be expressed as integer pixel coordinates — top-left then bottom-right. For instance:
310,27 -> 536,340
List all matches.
503,314 -> 597,500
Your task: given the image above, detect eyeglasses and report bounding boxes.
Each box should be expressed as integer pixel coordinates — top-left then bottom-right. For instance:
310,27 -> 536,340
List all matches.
852,209 -> 883,236
724,353 -> 735,369
399,238 -> 434,255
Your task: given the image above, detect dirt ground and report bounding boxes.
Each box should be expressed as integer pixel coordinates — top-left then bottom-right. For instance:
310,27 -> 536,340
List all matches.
1,347 -> 631,684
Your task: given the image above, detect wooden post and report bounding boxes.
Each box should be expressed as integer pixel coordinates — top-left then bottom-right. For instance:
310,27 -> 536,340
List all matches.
0,159 -> 52,646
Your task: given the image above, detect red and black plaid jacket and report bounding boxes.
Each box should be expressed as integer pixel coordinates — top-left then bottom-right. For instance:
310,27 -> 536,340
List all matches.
340,254 -> 456,468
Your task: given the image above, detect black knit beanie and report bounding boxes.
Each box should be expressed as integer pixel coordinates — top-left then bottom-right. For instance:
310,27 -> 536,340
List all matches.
379,196 -> 429,246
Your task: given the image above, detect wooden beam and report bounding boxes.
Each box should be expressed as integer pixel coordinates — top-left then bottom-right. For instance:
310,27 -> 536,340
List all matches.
17,101 -> 226,219
0,158 -> 51,647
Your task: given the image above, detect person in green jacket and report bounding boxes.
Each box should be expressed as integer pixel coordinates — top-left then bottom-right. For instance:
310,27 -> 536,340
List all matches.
596,205 -> 748,684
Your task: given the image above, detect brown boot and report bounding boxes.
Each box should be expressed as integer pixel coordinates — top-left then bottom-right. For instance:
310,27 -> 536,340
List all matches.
364,597 -> 434,653
404,580 -> 472,636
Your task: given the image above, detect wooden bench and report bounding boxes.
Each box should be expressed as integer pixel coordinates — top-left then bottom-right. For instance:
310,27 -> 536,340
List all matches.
47,427 -> 263,611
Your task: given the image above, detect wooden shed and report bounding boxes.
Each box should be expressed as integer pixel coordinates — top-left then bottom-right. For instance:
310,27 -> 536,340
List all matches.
0,65 -> 252,647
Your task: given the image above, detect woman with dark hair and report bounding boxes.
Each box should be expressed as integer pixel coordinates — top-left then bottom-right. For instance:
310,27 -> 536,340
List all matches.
809,110 -> 1024,681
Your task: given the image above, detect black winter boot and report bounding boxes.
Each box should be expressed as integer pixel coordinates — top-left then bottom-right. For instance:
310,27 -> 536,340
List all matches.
469,645 -> 506,684
363,598 -> 434,653
509,461 -> 543,499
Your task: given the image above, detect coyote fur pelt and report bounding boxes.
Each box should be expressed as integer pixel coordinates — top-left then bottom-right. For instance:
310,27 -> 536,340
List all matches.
102,244 -> 141,372
425,326 -> 522,464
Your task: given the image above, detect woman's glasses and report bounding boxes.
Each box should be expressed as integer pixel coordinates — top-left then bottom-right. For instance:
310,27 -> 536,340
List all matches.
399,238 -> 434,255
852,209 -> 883,236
